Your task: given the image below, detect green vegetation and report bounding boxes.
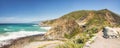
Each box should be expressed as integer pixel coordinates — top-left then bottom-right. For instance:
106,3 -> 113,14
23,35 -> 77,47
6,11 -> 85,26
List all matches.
64,27 -> 80,39
43,9 -> 120,27
60,10 -> 92,20
58,31 -> 95,48
56,40 -> 84,48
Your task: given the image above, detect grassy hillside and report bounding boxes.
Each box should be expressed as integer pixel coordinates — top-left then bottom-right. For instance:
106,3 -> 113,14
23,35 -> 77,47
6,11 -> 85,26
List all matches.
42,9 -> 120,27
41,9 -> 120,48
42,9 -> 120,38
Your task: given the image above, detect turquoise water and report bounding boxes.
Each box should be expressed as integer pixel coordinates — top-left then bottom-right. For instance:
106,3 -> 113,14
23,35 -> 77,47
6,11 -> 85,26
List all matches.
0,23 -> 50,46
0,23 -> 50,44
0,23 -> 47,34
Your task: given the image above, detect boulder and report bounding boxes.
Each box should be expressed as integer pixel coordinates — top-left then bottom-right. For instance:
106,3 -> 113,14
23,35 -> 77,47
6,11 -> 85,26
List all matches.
102,27 -> 119,39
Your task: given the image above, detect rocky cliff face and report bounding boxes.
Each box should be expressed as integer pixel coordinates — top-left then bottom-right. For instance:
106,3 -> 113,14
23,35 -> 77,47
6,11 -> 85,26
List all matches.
102,27 -> 120,38
43,20 -> 82,39
42,9 -> 120,39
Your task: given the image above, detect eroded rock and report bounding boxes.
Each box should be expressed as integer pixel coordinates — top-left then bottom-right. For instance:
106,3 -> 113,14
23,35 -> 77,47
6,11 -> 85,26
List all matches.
102,27 -> 120,39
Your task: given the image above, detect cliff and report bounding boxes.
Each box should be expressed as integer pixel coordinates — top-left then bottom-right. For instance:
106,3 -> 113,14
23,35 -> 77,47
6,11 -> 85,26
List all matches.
43,20 -> 82,39
42,9 -> 120,40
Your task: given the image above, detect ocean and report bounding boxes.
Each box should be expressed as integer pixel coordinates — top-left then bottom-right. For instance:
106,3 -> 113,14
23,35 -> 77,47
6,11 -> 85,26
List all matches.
0,23 -> 51,46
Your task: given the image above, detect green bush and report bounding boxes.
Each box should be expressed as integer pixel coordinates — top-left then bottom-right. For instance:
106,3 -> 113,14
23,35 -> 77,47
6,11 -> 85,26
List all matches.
64,28 -> 80,39
75,38 -> 84,44
64,33 -> 71,39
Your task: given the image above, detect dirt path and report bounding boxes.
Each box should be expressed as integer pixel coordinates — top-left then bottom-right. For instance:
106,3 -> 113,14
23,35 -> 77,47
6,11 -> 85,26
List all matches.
89,28 -> 120,48
23,40 -> 63,48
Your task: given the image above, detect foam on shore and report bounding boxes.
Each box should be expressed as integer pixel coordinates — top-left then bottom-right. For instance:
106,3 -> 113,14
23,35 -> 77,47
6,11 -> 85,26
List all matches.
40,27 -> 51,30
0,31 -> 46,47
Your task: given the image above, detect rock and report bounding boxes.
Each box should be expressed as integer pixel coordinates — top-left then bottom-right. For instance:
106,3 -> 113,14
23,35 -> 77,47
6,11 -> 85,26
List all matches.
43,19 -> 81,40
102,27 -> 119,39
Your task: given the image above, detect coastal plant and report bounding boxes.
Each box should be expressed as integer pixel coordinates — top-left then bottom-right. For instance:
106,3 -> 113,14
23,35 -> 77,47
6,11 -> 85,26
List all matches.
64,33 -> 71,39
64,27 -> 81,39
56,32 -> 91,48
56,40 -> 84,48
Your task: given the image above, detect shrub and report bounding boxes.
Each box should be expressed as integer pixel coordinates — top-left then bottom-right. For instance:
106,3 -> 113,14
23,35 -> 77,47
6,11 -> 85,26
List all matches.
56,41 -> 84,48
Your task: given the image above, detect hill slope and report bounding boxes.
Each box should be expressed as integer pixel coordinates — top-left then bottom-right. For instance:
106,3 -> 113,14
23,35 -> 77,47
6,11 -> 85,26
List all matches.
41,9 -> 120,40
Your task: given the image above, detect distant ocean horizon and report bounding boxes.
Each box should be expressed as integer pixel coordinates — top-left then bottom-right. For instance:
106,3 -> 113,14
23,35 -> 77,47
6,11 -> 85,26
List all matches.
0,23 -> 51,47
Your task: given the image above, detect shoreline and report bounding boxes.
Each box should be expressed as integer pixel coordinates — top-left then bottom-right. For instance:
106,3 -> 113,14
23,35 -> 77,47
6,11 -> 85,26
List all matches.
0,34 -> 44,48
0,25 -> 52,48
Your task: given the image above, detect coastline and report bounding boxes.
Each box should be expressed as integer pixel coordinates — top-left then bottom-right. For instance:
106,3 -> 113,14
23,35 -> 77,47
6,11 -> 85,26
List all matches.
0,26 -> 52,48
0,34 -> 44,48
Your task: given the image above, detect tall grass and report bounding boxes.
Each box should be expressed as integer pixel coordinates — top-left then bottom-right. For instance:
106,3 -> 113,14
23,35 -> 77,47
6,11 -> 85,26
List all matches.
56,40 -> 84,48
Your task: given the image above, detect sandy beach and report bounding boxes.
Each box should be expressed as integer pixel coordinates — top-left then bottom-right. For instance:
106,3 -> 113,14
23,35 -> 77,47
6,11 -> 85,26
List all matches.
23,40 -> 63,48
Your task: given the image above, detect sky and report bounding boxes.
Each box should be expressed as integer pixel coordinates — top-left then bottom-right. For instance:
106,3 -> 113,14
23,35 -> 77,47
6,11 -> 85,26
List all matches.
0,0 -> 120,23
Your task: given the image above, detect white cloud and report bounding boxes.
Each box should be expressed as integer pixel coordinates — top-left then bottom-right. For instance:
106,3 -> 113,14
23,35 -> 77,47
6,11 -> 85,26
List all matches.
0,17 -> 42,23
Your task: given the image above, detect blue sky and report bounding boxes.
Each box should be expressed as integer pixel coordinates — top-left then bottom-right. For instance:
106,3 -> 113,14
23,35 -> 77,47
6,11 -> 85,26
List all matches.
0,0 -> 120,23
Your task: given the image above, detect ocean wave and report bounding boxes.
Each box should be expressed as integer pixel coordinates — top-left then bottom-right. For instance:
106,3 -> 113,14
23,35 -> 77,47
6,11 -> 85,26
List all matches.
0,31 -> 46,47
41,27 -> 51,30
4,28 -> 10,31
32,25 -> 39,27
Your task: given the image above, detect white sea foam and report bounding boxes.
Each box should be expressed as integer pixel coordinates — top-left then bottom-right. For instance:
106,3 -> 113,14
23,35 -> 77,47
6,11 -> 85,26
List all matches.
0,31 -> 46,47
32,25 -> 38,27
41,27 -> 51,30
4,28 -> 9,31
